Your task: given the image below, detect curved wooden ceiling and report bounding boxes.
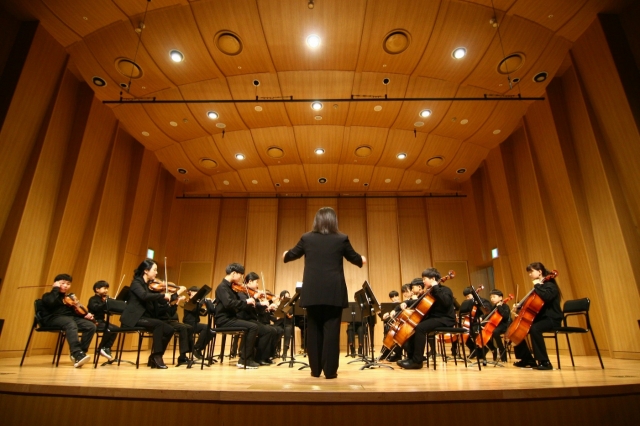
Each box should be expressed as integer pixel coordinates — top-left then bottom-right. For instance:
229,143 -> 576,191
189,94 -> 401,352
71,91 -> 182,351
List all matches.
6,0 -> 629,195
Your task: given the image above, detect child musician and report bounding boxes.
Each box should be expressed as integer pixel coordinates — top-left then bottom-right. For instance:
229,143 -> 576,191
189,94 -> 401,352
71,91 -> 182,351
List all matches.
182,286 -> 215,360
41,274 -> 96,367
487,289 -> 510,362
87,280 -> 120,361
512,262 -> 562,370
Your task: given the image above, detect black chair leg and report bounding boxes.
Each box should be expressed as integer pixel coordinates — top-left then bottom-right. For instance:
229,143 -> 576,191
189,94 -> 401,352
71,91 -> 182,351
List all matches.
589,329 -> 604,369
565,334 -> 574,367
20,326 -> 35,367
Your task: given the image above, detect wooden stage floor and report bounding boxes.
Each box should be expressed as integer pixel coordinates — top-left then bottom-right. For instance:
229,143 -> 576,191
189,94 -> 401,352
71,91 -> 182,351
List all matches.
2,351 -> 640,426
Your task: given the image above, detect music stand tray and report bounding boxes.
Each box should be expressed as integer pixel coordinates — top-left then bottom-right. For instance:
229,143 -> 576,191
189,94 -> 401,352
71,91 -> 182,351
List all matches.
183,285 -> 212,312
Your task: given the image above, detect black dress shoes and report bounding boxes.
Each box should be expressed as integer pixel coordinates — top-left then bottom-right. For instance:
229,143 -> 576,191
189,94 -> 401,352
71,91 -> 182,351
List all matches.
152,354 -> 168,369
325,374 -> 338,379
397,359 -> 423,370
258,359 -> 273,366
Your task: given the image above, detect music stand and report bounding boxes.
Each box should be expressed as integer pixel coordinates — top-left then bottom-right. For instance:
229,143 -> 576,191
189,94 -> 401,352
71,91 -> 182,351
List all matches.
358,282 -> 392,370
99,297 -> 135,367
277,292 -> 308,369
183,285 -> 212,312
467,285 -> 496,369
273,296 -> 291,319
344,302 -> 365,363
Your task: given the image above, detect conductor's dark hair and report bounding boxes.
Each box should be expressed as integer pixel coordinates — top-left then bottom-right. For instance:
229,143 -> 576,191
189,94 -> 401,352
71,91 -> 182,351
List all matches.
134,259 -> 156,278
389,290 -> 399,298
312,207 -> 339,234
225,263 -> 245,275
54,273 -> 72,283
93,280 -> 109,291
401,283 -> 411,293
526,262 -> 551,276
244,272 -> 259,283
422,268 -> 441,281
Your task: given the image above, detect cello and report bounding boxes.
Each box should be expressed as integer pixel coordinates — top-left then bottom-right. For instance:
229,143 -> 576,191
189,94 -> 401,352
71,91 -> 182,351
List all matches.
380,271 -> 455,359
504,270 -> 558,345
475,294 -> 514,348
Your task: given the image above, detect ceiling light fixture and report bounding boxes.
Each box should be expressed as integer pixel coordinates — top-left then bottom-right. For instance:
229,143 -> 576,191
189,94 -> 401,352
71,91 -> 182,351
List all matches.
396,153 -> 407,159
311,101 -> 323,111
92,76 -> 106,87
235,154 -> 245,160
315,148 -> 325,155
419,109 -> 432,118
308,0 -> 315,9
207,111 -> 219,119
452,47 -> 466,59
306,34 -> 321,48
169,50 -> 184,62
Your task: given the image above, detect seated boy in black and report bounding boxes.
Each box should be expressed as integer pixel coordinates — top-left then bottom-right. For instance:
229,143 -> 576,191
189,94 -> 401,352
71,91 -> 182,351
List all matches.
88,280 -> 121,361
182,286 -> 215,360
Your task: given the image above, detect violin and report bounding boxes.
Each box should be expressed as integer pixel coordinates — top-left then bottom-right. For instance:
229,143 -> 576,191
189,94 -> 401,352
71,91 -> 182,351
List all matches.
231,282 -> 274,301
148,279 -> 182,294
63,293 -> 97,324
380,270 -> 455,360
475,294 -> 514,348
504,270 -> 558,345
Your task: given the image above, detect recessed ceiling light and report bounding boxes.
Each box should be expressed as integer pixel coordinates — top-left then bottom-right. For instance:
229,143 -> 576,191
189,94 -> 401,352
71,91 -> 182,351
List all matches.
414,121 -> 424,127
460,119 -> 468,125
306,34 -> 321,48
353,178 -> 359,183
235,154 -> 245,160
533,71 -> 548,83
252,180 -> 258,184
311,102 -> 323,111
223,180 -> 229,185
315,148 -> 325,155
169,50 -> 184,62
314,115 -> 322,120
452,47 -> 467,59
207,111 -> 219,120
170,121 -> 178,127
141,131 -> 149,136
318,177 -> 327,184
419,109 -> 432,118
177,168 -> 187,174
493,129 -> 501,135
384,178 -> 391,183
415,179 -> 422,184
374,105 -> 382,111
255,106 -> 263,111
216,123 -> 226,128
456,168 -> 467,174
283,179 -> 290,183
92,76 -> 106,87
397,153 -> 407,159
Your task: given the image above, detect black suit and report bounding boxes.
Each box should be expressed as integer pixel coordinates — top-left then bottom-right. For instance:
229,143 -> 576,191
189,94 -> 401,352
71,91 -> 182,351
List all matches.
120,276 -> 174,355
284,231 -> 363,378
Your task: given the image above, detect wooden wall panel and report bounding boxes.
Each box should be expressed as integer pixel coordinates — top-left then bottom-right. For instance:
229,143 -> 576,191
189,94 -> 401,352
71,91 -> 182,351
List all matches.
245,199 -> 278,292
397,198 -> 431,286
212,199 -> 247,282
365,198 -> 401,289
426,198 -> 467,262
275,199 -> 306,295
337,198 -> 369,301
0,70 -> 81,353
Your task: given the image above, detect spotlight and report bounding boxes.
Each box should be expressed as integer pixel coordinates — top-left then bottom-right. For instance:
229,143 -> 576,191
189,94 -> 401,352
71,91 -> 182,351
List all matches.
382,78 -> 390,85
169,50 -> 184,62
318,177 -> 327,184
207,111 -> 219,120
306,34 -> 321,48
92,76 -> 106,87
235,154 -> 245,160
396,153 -> 407,159
452,47 -> 467,59
311,101 -> 323,111
253,80 -> 260,86
419,109 -> 432,118
315,148 -> 325,155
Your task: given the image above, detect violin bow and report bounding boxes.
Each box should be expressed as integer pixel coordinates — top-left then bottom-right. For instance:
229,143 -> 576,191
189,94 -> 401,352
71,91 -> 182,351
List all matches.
114,274 -> 125,299
164,257 -> 169,299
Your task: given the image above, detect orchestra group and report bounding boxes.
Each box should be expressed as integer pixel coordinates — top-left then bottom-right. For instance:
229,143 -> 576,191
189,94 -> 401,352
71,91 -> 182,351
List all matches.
39,259 -> 561,372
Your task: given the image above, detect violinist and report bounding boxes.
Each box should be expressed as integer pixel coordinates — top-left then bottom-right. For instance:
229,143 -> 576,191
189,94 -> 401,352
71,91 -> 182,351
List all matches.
182,286 -> 215,360
87,280 -> 120,361
273,290 -> 293,359
41,274 -> 96,368
236,272 -> 277,365
486,289 -> 510,362
120,259 -> 174,369
512,262 -> 562,370
214,263 -> 261,369
397,269 -> 455,370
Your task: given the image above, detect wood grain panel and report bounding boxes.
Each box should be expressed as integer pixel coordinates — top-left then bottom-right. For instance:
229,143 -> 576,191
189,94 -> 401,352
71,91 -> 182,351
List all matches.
244,199 -> 278,292
112,0 -> 187,17
397,198 -> 432,284
180,136 -> 234,175
345,72 -> 408,128
227,73 -> 290,128
137,4 -> 223,85
0,70 -> 80,352
42,0 -> 127,37
178,261 -> 213,292
251,127 -> 301,166
337,198 -> 369,300
413,1 -> 498,83
463,14 -> 554,90
410,134 -> 461,175
268,165 -> 309,193
165,198 -> 221,264
338,126 -> 388,166
368,167 -> 405,192
303,164 -> 339,192
275,198 -> 306,293
212,198 -> 247,281
179,79 -> 248,135
142,89 -> 209,141
336,165 -> 375,192
212,130 -> 265,170
437,142 -> 489,182
427,199 -> 468,261
365,198 -> 401,289
0,26 -> 68,237
432,86 -> 498,140
258,0 -> 366,71
154,143 -> 206,181
279,72 -> 354,126
191,0 -> 276,76
464,103 -> 527,149
294,126 -> 345,164
112,104 -> 175,151
210,171 -> 246,193
237,168 -> 276,193
510,0 -> 588,32
83,21 -> 173,97
397,170 -> 435,192
391,77 -> 458,132
375,129 -> 427,168
4,1 -> 81,47
356,0 -> 440,74
306,198 -> 338,231
556,0 -> 610,42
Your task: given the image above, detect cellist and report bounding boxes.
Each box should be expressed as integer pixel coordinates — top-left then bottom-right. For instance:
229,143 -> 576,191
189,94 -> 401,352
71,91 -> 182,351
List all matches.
397,268 -> 456,370
486,289 -> 511,362
512,262 -> 562,370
